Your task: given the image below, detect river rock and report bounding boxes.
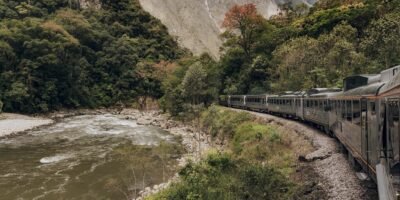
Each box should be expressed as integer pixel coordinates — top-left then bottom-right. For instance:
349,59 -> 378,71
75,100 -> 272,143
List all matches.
137,118 -> 152,125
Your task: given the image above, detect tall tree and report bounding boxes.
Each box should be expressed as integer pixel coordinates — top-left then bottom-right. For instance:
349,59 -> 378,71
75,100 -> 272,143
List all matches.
222,4 -> 263,60
181,62 -> 208,105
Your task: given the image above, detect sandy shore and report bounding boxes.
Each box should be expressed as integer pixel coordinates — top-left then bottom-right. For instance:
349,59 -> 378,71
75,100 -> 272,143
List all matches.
0,113 -> 53,137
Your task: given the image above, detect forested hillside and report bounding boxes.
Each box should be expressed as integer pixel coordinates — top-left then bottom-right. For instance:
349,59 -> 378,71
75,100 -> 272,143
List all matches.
0,0 -> 185,113
2,0 -> 400,116
160,0 -> 400,116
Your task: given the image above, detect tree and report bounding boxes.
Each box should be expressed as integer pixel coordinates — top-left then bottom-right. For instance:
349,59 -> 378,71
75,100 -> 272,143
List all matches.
361,13 -> 400,70
181,62 -> 208,105
271,23 -> 366,91
222,4 -> 263,60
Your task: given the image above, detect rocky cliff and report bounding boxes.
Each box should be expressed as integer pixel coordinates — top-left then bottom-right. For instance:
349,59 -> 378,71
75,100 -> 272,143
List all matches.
139,0 -> 316,58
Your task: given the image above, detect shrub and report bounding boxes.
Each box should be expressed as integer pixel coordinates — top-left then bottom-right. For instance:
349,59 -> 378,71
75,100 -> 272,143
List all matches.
148,153 -> 293,200
200,105 -> 252,140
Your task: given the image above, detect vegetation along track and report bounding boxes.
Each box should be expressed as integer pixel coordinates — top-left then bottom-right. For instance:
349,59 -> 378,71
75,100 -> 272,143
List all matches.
229,108 -> 378,200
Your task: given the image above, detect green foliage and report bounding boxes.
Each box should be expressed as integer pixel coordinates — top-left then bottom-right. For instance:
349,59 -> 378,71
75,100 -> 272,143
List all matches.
232,122 -> 278,153
297,3 -> 373,36
271,22 -> 367,91
148,152 -> 293,200
200,105 -> 252,141
160,56 -> 220,117
0,0 -> 185,113
181,62 -> 208,105
361,12 -> 400,70
213,0 -> 400,95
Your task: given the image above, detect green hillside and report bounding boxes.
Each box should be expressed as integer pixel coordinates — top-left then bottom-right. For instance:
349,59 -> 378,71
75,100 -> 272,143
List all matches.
0,0 -> 185,113
160,0 -> 400,116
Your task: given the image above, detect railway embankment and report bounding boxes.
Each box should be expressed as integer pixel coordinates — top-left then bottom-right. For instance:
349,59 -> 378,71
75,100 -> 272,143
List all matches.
234,108 -> 378,200
1,107 -> 379,199
145,105 -> 329,199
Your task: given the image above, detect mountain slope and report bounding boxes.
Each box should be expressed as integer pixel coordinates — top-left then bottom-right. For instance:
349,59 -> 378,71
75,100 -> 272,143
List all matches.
139,0 -> 316,58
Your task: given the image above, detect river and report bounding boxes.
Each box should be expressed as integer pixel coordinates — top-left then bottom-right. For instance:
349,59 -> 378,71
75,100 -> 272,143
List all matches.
0,114 -> 184,200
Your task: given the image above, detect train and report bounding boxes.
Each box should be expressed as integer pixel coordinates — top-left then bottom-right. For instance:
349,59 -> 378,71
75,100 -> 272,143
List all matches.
220,65 -> 400,200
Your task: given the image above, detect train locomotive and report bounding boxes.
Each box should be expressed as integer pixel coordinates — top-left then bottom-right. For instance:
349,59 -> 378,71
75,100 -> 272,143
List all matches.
220,65 -> 400,200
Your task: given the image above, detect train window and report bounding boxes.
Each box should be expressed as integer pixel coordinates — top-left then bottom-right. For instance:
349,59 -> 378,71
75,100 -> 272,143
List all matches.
353,100 -> 361,125
389,100 -> 400,126
370,102 -> 376,115
335,101 -> 339,114
341,100 -> 344,118
346,101 -> 352,121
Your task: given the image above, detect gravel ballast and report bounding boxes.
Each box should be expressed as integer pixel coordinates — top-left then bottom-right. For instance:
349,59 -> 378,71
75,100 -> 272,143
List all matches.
232,108 -> 377,200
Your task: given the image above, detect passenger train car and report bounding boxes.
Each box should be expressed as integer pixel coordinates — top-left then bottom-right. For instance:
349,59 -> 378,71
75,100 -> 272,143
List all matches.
220,65 -> 400,200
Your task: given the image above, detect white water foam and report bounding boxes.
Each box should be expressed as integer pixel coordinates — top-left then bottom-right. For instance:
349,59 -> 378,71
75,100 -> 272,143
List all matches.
40,154 -> 73,164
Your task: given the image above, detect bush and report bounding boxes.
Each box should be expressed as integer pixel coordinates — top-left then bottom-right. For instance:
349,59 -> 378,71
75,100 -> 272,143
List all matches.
0,100 -> 3,113
200,105 -> 252,140
148,152 -> 293,200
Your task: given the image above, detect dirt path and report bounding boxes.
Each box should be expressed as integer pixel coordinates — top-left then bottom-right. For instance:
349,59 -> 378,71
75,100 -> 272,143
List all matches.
230,108 -> 377,200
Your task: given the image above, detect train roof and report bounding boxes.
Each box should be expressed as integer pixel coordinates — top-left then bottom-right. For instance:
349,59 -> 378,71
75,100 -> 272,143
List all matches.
343,74 -> 380,92
229,95 -> 245,97
307,91 -> 341,98
380,65 -> 400,82
307,88 -> 342,95
245,94 -> 268,98
378,66 -> 400,94
338,82 -> 385,97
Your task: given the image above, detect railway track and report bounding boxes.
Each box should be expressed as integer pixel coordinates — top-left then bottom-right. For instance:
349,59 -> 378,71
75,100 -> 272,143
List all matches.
221,66 -> 400,199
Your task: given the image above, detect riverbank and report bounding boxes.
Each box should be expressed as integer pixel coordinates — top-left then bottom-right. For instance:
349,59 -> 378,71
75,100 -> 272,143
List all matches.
0,108 -> 214,199
118,109 -> 216,199
0,113 -> 53,137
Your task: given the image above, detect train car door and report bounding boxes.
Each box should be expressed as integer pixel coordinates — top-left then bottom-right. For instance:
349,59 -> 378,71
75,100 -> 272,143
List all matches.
361,98 -> 369,170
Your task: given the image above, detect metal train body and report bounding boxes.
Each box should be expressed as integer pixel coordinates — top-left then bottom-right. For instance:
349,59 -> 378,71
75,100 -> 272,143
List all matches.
221,66 -> 400,200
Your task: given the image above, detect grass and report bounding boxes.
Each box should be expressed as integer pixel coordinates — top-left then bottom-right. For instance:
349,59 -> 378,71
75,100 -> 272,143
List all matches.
147,105 -> 314,200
